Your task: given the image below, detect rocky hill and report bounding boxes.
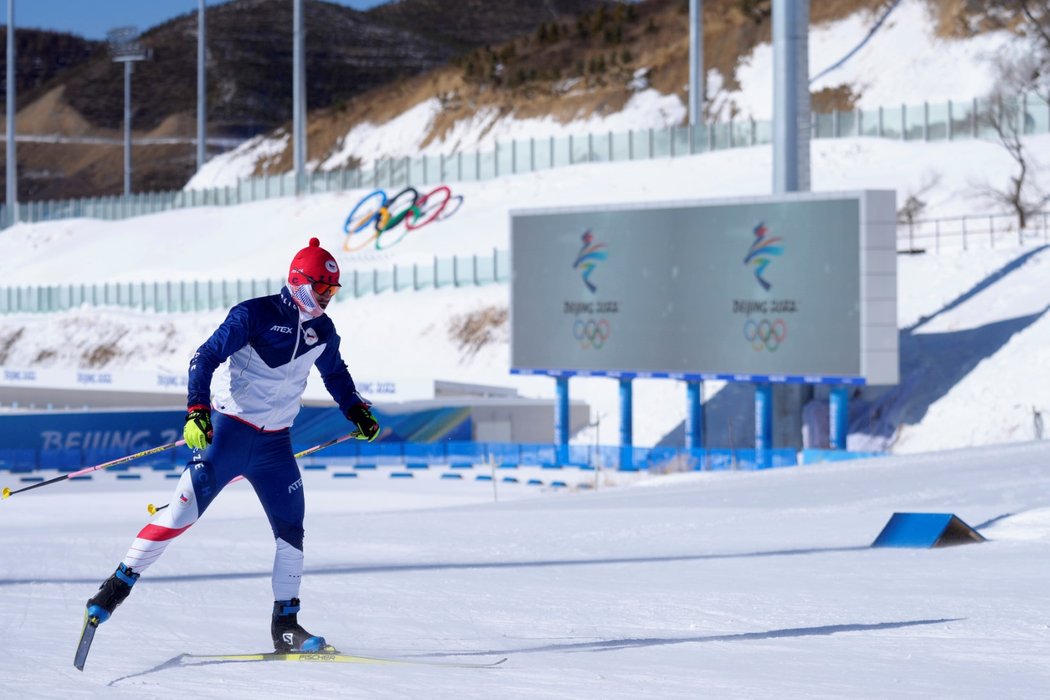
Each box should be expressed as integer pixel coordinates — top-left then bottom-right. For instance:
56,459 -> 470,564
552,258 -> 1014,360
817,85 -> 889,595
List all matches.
0,0 -> 606,201
0,28 -> 101,97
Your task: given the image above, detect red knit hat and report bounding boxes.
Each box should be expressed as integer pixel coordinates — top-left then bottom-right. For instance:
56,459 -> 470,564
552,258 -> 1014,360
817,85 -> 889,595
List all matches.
288,237 -> 340,287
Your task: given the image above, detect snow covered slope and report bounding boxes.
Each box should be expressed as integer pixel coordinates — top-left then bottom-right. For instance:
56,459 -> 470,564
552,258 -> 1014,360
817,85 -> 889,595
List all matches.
2,132 -> 1049,451
1,440 -> 1049,697
188,0 -> 1035,189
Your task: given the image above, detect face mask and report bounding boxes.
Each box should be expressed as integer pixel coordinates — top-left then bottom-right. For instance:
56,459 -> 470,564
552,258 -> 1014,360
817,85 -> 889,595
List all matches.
287,283 -> 324,318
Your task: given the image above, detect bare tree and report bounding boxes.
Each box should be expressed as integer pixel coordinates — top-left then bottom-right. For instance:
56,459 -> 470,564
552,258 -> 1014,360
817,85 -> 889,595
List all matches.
897,172 -> 942,229
1019,1 -> 1050,97
978,54 -> 1050,231
985,1 -> 1050,82
974,2 -> 1050,231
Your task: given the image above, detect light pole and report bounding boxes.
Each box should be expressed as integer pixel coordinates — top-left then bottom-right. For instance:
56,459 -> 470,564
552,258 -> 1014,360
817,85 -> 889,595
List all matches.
773,0 -> 810,194
689,0 -> 704,127
107,26 -> 148,196
293,0 -> 306,193
6,0 -> 17,227
197,0 -> 207,172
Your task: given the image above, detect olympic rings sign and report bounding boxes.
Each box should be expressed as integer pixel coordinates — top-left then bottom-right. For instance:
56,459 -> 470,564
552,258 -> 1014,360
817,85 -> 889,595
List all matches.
343,185 -> 464,252
744,318 -> 787,351
574,318 -> 611,349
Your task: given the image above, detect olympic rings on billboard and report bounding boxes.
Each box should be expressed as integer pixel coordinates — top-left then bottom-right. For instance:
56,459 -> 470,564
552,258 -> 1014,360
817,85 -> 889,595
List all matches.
343,185 -> 464,253
744,318 -> 787,351
574,318 -> 611,349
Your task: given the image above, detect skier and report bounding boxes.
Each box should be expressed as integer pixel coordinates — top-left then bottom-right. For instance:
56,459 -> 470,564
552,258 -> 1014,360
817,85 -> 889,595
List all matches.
83,237 -> 380,653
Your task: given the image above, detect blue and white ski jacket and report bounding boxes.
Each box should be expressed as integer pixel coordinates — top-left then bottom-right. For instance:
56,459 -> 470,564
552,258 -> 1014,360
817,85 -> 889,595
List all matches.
187,286 -> 363,430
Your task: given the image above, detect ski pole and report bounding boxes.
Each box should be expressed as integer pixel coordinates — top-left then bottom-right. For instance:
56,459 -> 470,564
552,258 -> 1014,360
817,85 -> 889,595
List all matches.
2,440 -> 187,501
147,430 -> 362,514
293,429 -> 363,459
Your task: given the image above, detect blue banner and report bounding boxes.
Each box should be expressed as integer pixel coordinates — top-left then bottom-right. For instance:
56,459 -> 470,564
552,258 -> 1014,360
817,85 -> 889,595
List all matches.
0,406 -> 472,472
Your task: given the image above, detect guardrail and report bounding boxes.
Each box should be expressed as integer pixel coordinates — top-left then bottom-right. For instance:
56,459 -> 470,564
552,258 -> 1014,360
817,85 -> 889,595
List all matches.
1,92 -> 1047,229
898,211 -> 1050,253
0,440 -> 882,474
0,248 -> 509,314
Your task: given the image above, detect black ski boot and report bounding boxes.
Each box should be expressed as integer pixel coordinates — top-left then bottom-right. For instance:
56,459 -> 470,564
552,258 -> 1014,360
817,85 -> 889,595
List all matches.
86,563 -> 139,624
271,598 -> 328,653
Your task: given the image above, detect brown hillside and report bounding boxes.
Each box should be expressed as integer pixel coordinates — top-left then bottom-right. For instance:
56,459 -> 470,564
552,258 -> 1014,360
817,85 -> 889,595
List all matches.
2,0 -> 1016,200
2,0 -> 609,201
296,0 -> 895,173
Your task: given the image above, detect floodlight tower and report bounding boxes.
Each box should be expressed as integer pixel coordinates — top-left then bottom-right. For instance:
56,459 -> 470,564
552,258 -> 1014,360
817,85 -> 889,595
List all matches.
688,0 -> 704,127
684,0 -> 705,450
772,0 -> 810,194
197,0 -> 207,171
107,26 -> 149,196
766,0 -> 812,452
293,0 -> 306,193
6,0 -> 16,227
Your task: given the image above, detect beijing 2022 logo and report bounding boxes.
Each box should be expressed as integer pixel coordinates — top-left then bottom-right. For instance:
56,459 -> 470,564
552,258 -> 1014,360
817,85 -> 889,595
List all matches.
572,229 -> 607,293
736,222 -> 792,352
742,222 -> 783,291
565,229 -> 615,349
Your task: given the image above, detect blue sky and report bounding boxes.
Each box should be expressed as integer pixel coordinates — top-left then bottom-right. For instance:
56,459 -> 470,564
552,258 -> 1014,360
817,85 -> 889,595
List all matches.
4,1 -> 387,40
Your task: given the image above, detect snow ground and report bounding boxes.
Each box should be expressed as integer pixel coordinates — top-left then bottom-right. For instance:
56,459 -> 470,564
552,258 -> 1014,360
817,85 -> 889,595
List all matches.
1,441 -> 1049,697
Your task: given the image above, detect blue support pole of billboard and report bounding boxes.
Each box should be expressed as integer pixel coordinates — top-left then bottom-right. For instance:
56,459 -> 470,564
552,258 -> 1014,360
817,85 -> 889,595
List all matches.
755,383 -> 773,451
555,376 -> 569,447
619,377 -> 634,470
829,386 -> 849,450
685,380 -> 703,449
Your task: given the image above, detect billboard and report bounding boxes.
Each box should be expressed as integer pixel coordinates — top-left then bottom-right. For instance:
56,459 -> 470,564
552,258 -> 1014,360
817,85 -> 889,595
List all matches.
510,191 -> 897,386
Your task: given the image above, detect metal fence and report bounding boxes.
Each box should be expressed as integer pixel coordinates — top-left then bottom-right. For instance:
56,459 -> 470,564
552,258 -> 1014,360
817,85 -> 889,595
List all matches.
898,211 -> 1050,253
0,249 -> 509,314
1,93 -> 1048,229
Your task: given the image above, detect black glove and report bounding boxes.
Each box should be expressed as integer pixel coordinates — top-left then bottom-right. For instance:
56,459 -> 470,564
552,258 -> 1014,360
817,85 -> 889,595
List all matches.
184,404 -> 213,450
347,403 -> 380,442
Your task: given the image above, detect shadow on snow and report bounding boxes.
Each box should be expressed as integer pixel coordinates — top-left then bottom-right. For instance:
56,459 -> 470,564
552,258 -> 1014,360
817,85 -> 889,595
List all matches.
106,617 -> 963,684
429,617 -> 965,657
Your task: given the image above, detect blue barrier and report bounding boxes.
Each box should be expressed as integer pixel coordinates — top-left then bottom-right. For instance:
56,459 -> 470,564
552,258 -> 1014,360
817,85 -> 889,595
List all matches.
871,512 -> 986,548
800,449 -> 884,465
0,439 -> 884,475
